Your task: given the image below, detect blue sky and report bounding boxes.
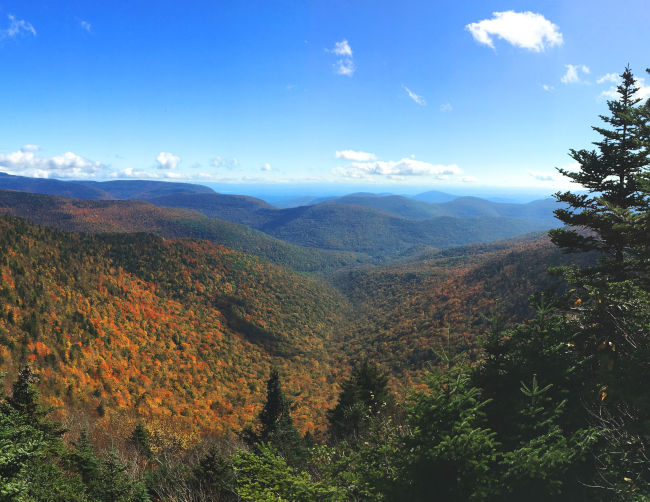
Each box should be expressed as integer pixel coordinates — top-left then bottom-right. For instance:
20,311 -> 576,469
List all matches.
0,0 -> 649,196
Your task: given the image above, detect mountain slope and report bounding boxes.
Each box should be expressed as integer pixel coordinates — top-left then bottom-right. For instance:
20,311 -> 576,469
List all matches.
256,204 -> 552,257
331,235 -> 589,381
326,193 -> 446,219
0,214 -> 351,433
0,190 -> 373,273
141,195 -> 556,257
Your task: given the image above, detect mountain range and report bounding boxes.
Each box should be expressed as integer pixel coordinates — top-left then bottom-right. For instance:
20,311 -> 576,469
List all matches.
0,171 -> 575,433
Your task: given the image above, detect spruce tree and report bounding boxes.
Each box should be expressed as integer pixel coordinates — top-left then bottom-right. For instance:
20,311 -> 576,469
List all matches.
243,368 -> 306,465
550,66 -> 649,282
327,359 -> 392,444
549,65 -> 650,498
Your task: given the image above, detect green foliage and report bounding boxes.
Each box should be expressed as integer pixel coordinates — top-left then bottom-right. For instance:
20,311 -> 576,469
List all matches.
548,65 -> 650,499
232,444 -> 345,502
0,371 -> 86,501
129,422 -> 152,458
243,369 -> 307,466
393,355 -> 499,501
328,359 -> 392,444
551,66 -> 649,282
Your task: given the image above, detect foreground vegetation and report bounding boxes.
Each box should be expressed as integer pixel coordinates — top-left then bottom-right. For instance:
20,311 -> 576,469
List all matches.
2,66 -> 650,500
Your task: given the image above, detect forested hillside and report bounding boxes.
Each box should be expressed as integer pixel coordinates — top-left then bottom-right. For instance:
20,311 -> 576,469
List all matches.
0,190 -> 372,273
332,236 -> 591,380
0,214 -> 351,435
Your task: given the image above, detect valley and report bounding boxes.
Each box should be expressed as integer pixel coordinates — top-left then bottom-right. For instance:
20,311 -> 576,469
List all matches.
0,174 -> 572,436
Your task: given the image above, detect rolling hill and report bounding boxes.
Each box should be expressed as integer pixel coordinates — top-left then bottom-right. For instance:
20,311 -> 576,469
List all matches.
138,192 -> 558,258
0,190 -> 373,273
0,173 -> 561,260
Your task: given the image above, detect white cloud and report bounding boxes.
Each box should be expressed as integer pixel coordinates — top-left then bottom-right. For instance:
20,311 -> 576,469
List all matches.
335,150 -> 377,162
115,168 -> 184,180
528,169 -> 557,182
334,157 -> 461,180
598,74 -> 650,102
440,102 -> 453,112
542,84 -> 554,92
334,58 -> 355,76
330,40 -> 352,57
466,11 -> 562,52
597,73 -> 619,84
460,176 -> 479,183
156,152 -> 180,170
1,14 -> 36,40
402,85 -> 426,106
0,147 -> 104,179
210,156 -> 240,169
528,163 -> 582,189
561,64 -> 590,84
260,163 -> 272,172
329,39 -> 355,76
117,167 -> 160,179
80,20 -> 92,33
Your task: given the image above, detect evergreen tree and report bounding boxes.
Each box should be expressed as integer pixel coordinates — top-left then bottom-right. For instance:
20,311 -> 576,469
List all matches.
550,66 -> 649,282
5,365 -> 65,437
0,371 -> 86,501
549,65 -> 650,498
129,422 -> 152,459
391,353 -> 499,501
327,359 -> 392,444
242,368 -> 306,465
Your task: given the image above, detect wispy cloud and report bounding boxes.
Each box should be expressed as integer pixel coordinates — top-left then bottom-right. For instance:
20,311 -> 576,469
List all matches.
598,74 -> 650,102
260,163 -> 272,172
528,163 -> 583,189
542,84 -> 554,92
561,64 -> 590,84
466,11 -> 562,52
80,20 -> 92,33
328,39 -> 355,76
335,150 -> 377,162
210,156 -> 240,169
528,169 -> 557,182
1,14 -> 36,40
334,151 -> 460,181
402,85 -> 426,106
597,73 -> 619,84
331,40 -> 352,57
156,152 -> 180,170
440,102 -> 453,112
0,145 -> 103,179
334,59 -> 355,76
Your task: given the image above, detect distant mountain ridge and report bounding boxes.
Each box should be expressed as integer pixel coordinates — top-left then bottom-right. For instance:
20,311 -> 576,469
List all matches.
0,172 -> 215,199
0,190 -> 372,273
0,172 -> 562,259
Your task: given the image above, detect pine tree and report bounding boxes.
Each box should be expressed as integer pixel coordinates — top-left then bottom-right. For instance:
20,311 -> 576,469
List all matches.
129,422 -> 152,459
4,365 -> 66,439
243,368 -> 306,465
550,66 -> 649,283
327,359 -> 392,444
549,65 -> 650,499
